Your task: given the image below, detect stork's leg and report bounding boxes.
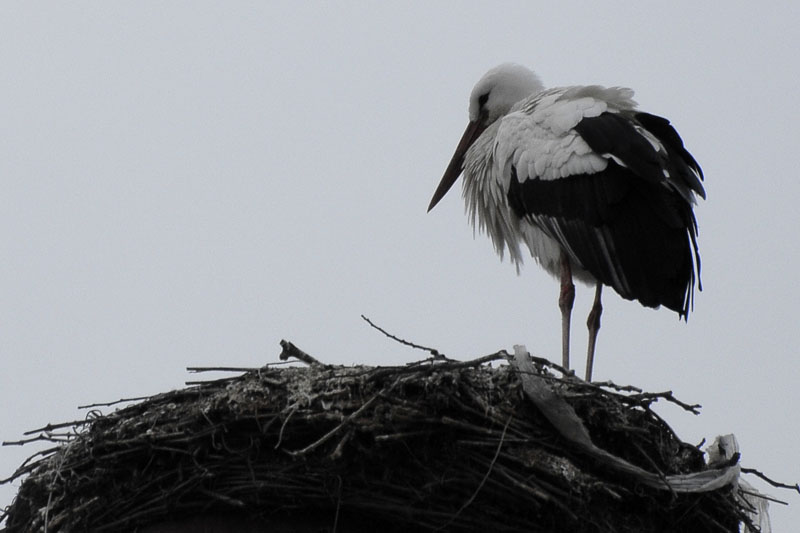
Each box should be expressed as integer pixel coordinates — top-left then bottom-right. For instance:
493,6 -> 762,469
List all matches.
585,283 -> 603,382
558,251 -> 575,372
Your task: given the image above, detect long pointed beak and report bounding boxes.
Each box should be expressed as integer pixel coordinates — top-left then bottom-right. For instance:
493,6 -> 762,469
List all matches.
427,120 -> 487,212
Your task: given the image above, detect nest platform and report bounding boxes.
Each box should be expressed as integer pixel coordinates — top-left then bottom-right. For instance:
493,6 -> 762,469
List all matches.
1,344 -> 753,532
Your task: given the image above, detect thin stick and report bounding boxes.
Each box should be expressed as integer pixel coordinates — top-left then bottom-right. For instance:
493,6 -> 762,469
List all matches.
738,488 -> 788,506
274,404 -> 298,450
365,351 -> 508,382
591,380 -> 644,393
332,475 -> 343,533
22,420 -> 90,435
187,366 -> 260,373
78,396 -> 153,409
3,435 -> 72,446
361,315 -> 444,358
741,467 -> 800,495
185,378 -> 237,386
197,488 -> 246,507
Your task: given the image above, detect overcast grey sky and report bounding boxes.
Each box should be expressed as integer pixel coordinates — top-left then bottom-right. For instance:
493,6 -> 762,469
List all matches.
2,2 -> 799,529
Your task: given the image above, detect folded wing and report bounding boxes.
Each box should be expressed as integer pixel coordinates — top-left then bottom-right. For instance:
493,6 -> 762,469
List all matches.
496,87 -> 703,317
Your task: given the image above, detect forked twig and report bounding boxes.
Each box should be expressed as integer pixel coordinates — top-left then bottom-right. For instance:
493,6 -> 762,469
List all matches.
630,390 -> 702,414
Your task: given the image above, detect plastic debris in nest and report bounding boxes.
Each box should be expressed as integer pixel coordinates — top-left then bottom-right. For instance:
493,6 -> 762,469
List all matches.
706,434 -> 773,533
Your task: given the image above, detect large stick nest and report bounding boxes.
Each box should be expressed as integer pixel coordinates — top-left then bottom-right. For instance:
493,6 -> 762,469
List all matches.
2,344 -> 754,532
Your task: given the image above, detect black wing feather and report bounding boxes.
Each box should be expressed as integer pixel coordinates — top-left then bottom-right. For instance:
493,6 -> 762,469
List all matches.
507,111 -> 702,317
634,112 -> 706,199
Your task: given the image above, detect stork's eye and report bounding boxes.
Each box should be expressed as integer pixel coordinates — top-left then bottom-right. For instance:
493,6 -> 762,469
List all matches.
478,92 -> 489,108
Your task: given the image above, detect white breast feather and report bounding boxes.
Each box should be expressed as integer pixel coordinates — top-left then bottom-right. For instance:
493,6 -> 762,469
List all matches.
462,121 -> 526,268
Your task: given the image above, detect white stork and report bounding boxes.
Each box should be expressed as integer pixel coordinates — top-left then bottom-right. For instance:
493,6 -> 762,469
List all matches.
428,63 -> 704,380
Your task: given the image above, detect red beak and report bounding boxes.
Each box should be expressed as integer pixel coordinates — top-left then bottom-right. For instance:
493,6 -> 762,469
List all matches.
428,119 -> 487,212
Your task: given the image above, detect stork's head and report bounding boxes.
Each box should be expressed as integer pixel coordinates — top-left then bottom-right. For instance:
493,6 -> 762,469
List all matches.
468,63 -> 544,125
428,64 -> 544,211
